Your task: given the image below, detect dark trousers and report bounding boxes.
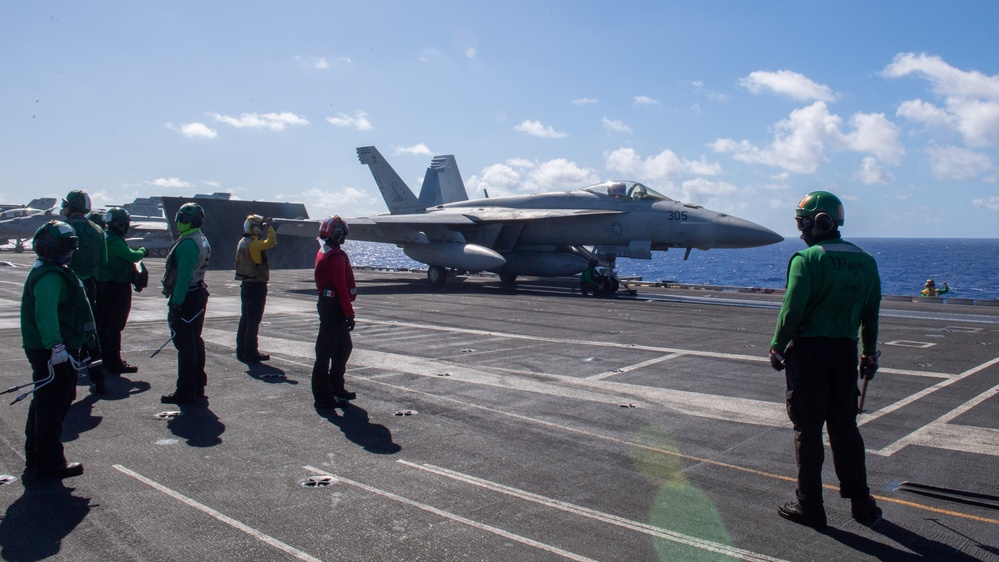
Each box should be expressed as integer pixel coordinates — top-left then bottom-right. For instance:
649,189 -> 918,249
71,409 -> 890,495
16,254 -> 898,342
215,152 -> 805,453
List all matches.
97,280 -> 133,368
312,296 -> 352,401
81,277 -> 105,385
169,286 -> 208,399
784,337 -> 870,508
24,348 -> 77,471
236,281 -> 268,358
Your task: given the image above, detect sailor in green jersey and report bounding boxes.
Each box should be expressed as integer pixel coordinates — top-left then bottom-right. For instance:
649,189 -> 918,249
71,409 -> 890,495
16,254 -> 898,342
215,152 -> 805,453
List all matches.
20,220 -> 96,479
579,258 -> 603,296
768,191 -> 883,529
61,189 -> 109,394
97,207 -> 149,374
160,202 -> 211,405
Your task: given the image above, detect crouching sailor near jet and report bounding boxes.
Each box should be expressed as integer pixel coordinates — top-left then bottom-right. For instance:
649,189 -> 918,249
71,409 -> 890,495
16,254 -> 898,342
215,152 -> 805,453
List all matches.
21,221 -> 96,478
97,207 -> 148,375
235,214 -> 277,362
768,191 -> 882,529
160,203 -> 211,405
312,215 -> 357,409
580,258 -> 603,296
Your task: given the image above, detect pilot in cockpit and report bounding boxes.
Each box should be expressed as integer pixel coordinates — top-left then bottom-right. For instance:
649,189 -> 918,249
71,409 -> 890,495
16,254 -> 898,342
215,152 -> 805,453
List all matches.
607,182 -> 626,198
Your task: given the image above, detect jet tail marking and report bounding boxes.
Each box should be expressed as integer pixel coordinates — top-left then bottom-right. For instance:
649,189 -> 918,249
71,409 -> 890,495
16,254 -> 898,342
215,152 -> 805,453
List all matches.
357,146 -> 425,215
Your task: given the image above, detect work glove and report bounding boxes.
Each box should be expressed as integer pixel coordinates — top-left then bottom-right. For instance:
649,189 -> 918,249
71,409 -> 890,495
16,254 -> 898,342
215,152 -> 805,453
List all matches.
346,316 -> 356,332
169,302 -> 183,316
768,348 -> 785,371
50,343 -> 71,365
860,352 -> 880,381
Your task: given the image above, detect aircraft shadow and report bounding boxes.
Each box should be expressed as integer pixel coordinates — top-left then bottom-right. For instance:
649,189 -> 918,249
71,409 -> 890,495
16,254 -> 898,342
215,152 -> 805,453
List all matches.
166,400 -> 225,448
243,362 -> 297,384
0,480 -> 91,561
316,402 -> 401,455
821,517 -> 991,561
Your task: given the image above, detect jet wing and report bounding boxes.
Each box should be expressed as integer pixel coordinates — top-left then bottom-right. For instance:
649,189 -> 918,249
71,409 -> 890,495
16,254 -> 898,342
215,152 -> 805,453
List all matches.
457,208 -> 623,222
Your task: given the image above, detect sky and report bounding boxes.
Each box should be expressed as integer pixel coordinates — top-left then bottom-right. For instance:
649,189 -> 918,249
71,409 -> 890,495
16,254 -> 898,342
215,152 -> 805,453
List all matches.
3,1 -> 999,238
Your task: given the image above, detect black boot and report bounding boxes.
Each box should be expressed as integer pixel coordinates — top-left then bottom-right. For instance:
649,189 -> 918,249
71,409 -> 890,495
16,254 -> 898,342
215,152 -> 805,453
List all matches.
777,501 -> 827,529
851,495 -> 882,525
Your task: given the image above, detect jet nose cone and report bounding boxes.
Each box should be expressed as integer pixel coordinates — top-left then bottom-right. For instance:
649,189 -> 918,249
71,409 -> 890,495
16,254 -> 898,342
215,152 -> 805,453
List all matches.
716,215 -> 784,248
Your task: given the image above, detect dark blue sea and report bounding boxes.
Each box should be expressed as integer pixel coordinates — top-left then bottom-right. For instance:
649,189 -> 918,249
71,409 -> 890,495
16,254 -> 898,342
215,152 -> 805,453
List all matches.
346,238 -> 999,301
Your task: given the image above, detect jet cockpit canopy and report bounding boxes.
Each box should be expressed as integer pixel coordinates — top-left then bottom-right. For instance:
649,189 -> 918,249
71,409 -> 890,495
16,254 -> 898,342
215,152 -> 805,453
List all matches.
583,181 -> 671,202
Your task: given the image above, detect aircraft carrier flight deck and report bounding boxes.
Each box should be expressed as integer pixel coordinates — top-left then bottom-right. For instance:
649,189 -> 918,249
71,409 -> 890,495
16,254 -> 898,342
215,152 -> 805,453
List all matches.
0,258 -> 996,561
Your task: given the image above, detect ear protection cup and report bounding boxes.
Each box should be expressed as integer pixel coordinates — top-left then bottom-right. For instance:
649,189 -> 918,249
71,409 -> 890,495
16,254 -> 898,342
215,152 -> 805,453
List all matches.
812,212 -> 834,235
329,227 -> 345,245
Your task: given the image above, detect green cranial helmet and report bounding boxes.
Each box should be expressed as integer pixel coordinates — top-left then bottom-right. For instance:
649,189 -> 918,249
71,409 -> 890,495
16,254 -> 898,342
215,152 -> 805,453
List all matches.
33,219 -> 79,259
795,191 -> 844,226
61,189 -> 92,215
175,202 -> 205,230
106,207 -> 130,233
87,210 -> 106,230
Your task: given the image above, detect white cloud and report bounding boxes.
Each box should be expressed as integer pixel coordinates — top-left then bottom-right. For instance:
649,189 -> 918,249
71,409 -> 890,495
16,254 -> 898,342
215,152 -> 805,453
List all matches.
633,96 -> 660,106
678,177 -> 741,209
972,196 -> 999,211
884,53 -> 999,148
150,177 -> 193,189
209,112 -> 309,131
465,158 -> 598,197
882,52 -> 999,99
604,147 -> 722,180
571,97 -> 599,105
711,101 -> 904,174
326,111 -> 373,131
170,122 -> 217,139
740,70 -> 837,102
926,146 -> 995,181
394,144 -> 433,156
857,156 -> 894,185
601,118 -> 632,134
513,120 -> 567,139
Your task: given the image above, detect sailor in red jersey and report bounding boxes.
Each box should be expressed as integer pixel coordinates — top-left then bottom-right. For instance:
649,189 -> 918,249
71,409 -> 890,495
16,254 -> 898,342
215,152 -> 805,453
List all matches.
312,215 -> 357,409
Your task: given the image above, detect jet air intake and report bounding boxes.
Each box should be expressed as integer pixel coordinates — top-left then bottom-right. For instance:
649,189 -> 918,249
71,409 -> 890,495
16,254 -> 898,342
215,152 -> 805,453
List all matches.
403,242 -> 506,272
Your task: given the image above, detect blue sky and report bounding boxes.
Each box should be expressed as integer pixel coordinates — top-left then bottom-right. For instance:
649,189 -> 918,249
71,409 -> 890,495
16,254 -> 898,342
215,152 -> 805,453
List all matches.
3,1 -> 999,238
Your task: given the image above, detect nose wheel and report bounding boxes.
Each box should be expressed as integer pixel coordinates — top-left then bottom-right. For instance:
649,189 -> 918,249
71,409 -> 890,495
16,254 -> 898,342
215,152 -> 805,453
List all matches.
427,266 -> 448,286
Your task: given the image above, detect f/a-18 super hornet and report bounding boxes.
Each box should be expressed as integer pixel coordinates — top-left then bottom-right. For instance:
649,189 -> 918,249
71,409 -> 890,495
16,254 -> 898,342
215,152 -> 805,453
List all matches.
277,146 -> 784,286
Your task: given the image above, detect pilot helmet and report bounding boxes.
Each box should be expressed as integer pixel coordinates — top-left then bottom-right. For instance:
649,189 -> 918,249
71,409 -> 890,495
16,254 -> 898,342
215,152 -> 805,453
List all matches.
244,214 -> 264,235
795,190 -> 844,233
106,207 -> 131,235
175,202 -> 205,232
61,189 -> 92,216
319,215 -> 349,244
33,220 -> 79,263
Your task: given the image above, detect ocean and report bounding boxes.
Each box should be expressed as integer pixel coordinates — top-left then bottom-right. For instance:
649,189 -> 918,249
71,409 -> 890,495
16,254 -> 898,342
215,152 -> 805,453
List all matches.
345,238 -> 999,301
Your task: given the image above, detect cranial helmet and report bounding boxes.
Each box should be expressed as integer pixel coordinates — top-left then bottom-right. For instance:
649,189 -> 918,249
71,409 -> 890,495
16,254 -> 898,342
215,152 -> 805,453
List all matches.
106,207 -> 131,234
61,189 -> 92,215
33,220 -> 79,261
795,190 -> 844,234
925,279 -> 935,287
175,202 -> 205,230
319,215 -> 349,244
87,210 -> 107,230
244,214 -> 264,235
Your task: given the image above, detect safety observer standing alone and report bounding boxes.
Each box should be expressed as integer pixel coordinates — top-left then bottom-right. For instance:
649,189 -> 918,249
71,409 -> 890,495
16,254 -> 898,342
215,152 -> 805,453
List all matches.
768,191 -> 883,529
312,215 -> 357,409
234,214 -> 277,363
160,202 -> 211,405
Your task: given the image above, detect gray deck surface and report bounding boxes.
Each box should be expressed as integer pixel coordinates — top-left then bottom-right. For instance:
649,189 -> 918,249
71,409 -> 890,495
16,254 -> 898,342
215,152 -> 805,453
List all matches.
0,256 -> 996,561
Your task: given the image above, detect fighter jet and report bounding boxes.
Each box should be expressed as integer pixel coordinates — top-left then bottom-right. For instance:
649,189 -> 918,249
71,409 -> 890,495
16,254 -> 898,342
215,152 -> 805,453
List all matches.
277,146 -> 784,286
0,208 -> 61,252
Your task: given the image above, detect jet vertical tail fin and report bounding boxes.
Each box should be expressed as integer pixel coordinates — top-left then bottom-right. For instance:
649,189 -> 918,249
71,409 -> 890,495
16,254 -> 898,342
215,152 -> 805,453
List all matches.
419,155 -> 469,207
356,146 -> 426,215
